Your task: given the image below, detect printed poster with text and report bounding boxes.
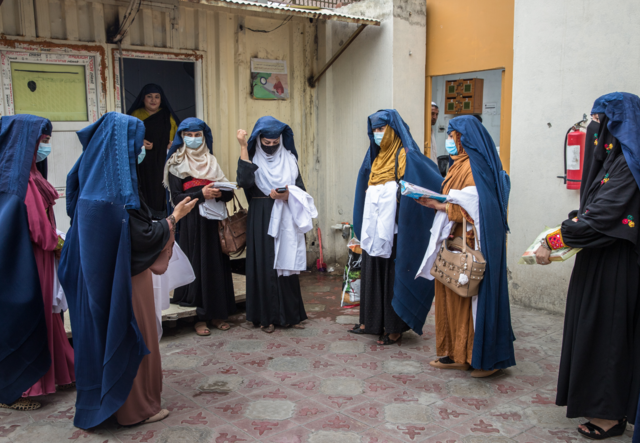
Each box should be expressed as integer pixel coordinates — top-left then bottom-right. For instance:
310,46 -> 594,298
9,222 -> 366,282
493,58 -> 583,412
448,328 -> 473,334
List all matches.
250,58 -> 288,100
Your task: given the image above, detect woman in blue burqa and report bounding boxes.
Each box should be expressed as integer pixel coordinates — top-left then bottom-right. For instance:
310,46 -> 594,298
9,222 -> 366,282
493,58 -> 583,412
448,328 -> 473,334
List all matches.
416,115 -> 515,378
537,93 -> 640,440
128,84 -> 180,219
348,109 -> 443,344
0,115 -> 75,411
235,117 -> 308,333
59,112 -> 197,428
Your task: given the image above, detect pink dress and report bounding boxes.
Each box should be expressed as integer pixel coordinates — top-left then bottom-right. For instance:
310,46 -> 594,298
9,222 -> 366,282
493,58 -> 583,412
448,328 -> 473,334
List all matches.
23,172 -> 75,397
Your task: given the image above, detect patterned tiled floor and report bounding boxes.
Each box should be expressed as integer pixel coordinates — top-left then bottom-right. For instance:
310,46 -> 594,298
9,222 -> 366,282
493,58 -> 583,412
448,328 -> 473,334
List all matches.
0,271 -> 634,442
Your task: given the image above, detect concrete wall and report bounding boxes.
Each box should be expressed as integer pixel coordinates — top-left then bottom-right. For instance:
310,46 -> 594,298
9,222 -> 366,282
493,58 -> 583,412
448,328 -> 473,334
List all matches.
431,69 -> 502,157
508,0 -> 640,313
315,0 -> 426,264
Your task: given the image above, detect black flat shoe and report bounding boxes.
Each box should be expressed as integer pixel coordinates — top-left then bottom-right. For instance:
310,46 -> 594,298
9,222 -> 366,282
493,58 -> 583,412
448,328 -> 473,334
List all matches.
577,419 -> 627,440
348,324 -> 366,334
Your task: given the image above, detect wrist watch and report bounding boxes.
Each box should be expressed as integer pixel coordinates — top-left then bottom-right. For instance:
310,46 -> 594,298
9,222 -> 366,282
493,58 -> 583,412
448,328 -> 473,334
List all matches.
539,238 -> 551,250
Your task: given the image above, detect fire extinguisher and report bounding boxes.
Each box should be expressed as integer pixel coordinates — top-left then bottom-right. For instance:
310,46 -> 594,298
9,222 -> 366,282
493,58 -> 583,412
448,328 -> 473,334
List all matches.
558,117 -> 588,190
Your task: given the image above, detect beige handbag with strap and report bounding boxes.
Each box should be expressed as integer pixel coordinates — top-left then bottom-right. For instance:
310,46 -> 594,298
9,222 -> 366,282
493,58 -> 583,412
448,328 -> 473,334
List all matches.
430,218 -> 486,297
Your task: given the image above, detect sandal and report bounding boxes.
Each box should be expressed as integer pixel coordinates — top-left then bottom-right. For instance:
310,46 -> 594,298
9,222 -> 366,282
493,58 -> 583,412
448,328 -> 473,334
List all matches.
212,321 -> 231,331
429,357 -> 470,371
194,322 -> 211,336
290,324 -> 305,329
0,398 -> 41,411
377,334 -> 401,346
140,409 -> 170,425
58,382 -> 76,390
348,324 -> 366,334
261,324 -> 275,334
577,419 -> 627,440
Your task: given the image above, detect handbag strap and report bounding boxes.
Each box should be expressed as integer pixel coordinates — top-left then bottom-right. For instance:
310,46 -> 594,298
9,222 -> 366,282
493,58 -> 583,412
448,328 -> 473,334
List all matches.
394,147 -> 405,224
231,193 -> 244,214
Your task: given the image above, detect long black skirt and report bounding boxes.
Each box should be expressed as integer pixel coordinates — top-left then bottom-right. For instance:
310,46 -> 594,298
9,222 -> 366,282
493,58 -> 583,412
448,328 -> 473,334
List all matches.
358,239 -> 409,336
556,239 -> 640,423
245,198 -> 307,327
171,210 -> 236,322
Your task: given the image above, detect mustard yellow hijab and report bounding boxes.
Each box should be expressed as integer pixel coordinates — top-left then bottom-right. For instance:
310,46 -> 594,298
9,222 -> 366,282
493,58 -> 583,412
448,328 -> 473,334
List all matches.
368,126 -> 406,186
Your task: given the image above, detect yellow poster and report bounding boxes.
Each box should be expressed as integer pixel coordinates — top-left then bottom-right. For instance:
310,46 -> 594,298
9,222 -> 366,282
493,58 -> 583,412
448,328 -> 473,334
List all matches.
11,62 -> 88,121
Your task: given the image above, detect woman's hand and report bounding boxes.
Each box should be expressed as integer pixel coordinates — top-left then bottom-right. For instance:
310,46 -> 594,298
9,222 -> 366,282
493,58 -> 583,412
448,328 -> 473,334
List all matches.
167,141 -> 172,151
270,187 -> 289,201
236,129 -> 248,148
203,183 -> 222,200
416,197 -> 447,211
143,139 -> 154,150
535,245 -> 552,265
173,196 -> 198,222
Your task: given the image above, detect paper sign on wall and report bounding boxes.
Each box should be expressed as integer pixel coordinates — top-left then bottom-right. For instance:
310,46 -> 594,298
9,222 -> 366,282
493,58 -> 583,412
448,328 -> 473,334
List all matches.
250,58 -> 289,100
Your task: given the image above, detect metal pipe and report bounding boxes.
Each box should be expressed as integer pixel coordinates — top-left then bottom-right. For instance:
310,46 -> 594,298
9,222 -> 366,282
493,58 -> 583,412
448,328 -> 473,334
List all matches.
308,24 -> 366,88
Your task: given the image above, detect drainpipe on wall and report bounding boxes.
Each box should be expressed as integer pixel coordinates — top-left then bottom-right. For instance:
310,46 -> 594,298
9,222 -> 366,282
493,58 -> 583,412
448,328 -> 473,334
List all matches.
308,24 -> 367,87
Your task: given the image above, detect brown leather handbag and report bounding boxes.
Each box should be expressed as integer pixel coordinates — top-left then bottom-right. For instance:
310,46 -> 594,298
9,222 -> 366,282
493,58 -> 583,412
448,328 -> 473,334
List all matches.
218,194 -> 248,256
430,218 -> 486,297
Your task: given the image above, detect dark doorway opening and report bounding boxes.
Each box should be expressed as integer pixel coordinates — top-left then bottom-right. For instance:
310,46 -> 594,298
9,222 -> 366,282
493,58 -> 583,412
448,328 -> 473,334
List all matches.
123,58 -> 196,122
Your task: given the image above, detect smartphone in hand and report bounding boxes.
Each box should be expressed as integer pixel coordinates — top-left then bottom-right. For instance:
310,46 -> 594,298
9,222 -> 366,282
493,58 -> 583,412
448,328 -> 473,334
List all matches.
276,187 -> 287,193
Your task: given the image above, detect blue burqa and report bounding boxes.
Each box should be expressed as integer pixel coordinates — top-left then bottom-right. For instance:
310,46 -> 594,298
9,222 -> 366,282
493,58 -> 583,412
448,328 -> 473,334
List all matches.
166,117 -> 214,160
0,115 -> 52,404
59,112 -> 148,429
353,110 -> 443,335
246,116 -> 298,159
447,116 -> 515,370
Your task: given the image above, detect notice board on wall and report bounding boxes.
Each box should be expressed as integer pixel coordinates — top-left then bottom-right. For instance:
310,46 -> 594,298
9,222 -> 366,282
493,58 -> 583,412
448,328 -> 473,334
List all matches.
250,58 -> 289,100
11,62 -> 88,121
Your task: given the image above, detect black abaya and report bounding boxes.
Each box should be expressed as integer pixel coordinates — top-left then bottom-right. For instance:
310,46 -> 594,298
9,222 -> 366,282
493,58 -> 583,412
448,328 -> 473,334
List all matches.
359,237 -> 409,336
237,159 -> 308,327
557,220 -> 640,422
168,174 -> 236,321
138,108 -> 172,219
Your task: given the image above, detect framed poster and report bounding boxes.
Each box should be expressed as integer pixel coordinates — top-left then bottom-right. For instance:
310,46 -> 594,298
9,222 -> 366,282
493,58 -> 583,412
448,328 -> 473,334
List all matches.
250,58 -> 288,100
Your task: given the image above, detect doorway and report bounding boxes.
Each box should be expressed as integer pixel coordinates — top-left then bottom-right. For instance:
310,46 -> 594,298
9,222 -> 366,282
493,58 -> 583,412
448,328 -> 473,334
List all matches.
431,69 -> 503,158
122,58 -> 196,121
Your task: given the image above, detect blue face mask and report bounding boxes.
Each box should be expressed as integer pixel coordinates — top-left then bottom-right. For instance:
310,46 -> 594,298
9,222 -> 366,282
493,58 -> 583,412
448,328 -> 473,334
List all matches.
373,132 -> 384,146
138,148 -> 146,164
184,136 -> 203,150
445,139 -> 458,156
36,143 -> 51,162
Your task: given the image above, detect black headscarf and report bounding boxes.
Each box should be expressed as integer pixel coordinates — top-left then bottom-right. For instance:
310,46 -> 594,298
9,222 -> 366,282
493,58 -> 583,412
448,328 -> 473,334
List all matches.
128,84 -> 180,218
126,84 -> 180,123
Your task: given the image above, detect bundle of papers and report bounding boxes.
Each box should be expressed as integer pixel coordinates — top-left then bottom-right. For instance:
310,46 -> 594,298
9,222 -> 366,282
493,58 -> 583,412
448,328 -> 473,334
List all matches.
400,180 -> 448,203
198,182 -> 237,221
519,226 -> 581,265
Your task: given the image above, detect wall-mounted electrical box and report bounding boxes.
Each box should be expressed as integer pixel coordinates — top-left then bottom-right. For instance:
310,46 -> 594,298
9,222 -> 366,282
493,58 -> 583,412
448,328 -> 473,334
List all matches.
444,78 -> 484,115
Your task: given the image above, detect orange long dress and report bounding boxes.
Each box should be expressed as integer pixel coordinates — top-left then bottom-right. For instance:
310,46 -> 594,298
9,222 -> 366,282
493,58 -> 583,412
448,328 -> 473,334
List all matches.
434,147 -> 477,365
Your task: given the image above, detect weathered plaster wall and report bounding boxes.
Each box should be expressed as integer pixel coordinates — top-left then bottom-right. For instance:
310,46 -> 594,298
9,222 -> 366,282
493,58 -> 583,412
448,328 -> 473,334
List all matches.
508,0 -> 640,313
316,0 -> 426,265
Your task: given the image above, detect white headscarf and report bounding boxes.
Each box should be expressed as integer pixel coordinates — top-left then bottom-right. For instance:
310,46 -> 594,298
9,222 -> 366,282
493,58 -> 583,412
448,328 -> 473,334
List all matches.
253,136 -> 299,195
163,137 -> 228,189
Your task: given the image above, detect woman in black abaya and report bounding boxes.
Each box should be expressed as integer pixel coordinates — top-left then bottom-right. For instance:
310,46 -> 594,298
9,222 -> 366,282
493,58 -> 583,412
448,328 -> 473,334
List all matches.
536,93 -> 640,440
165,118 -> 236,336
235,117 -> 307,333
128,84 -> 180,219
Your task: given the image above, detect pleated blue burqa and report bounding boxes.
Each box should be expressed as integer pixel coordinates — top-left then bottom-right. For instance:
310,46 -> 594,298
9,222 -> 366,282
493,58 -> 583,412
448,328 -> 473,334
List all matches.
0,115 -> 52,404
58,112 -> 149,429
